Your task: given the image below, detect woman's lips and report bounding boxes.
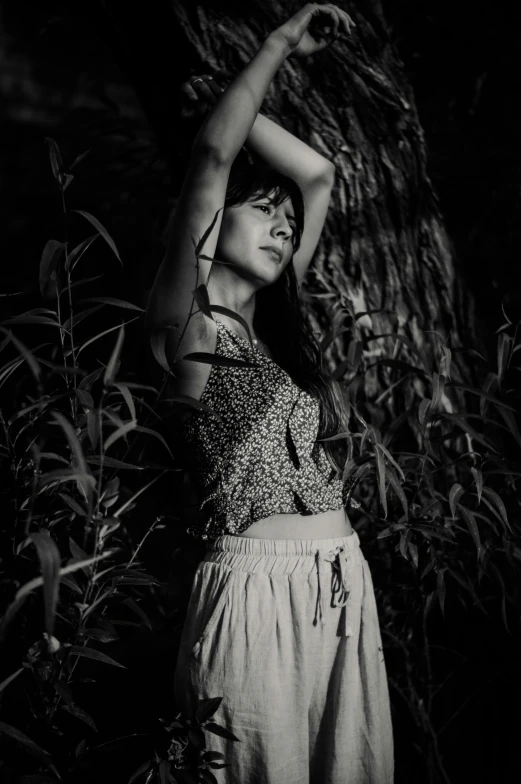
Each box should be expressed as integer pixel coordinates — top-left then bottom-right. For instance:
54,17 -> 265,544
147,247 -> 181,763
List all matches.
260,247 -> 282,262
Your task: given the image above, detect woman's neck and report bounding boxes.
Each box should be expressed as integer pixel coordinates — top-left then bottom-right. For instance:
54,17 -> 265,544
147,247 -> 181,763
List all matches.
207,269 -> 258,333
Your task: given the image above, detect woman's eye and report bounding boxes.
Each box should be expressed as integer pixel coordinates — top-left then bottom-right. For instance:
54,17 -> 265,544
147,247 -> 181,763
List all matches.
256,205 -> 296,237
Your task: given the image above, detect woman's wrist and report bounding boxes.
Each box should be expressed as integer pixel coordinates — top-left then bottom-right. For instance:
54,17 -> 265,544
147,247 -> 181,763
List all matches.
263,30 -> 292,60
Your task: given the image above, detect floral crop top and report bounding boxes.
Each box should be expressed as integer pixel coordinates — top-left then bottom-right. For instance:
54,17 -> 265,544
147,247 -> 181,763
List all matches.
180,319 -> 353,541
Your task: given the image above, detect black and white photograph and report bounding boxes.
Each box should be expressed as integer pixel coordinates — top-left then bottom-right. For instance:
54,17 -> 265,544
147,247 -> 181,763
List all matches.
0,1 -> 520,782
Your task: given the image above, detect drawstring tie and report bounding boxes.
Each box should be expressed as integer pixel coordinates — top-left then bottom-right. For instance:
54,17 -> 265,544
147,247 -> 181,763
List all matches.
313,546 -> 353,637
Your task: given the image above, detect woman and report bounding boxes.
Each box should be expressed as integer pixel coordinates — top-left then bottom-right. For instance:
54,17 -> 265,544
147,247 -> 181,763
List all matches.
145,4 -> 394,782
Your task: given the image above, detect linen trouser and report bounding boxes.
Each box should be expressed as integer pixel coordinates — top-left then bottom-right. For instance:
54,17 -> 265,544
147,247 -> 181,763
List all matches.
173,529 -> 394,783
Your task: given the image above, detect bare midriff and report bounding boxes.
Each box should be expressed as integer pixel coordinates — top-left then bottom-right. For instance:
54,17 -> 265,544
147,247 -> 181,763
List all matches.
235,506 -> 352,540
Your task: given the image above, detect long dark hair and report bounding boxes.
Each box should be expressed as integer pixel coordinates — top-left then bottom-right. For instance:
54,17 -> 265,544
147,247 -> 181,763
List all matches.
223,153 -> 350,476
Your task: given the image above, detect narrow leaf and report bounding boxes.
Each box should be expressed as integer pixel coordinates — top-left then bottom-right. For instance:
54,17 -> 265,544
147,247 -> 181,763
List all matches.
370,358 -> 429,379
437,567 -> 447,618
497,332 -> 512,387
69,537 -> 90,573
104,419 -> 137,451
61,575 -> 82,594
30,532 -> 61,637
51,411 -> 93,498
367,332 -> 427,367
128,760 -> 152,784
418,398 -> 431,425
75,316 -> 140,358
347,340 -> 363,373
481,486 -> 511,533
448,381 -> 515,413
196,697 -> 223,724
458,504 -> 483,560
14,552 -> 114,602
193,206 -> 223,257
209,305 -> 253,344
84,409 -> 99,451
104,323 -> 125,387
44,137 -> 64,180
449,483 -> 464,518
86,456 -> 146,470
0,721 -> 60,778
134,425 -> 174,458
71,210 -> 122,264
0,668 -> 24,695
65,234 -> 99,272
441,413 -> 499,453
149,327 -> 172,372
387,466 -> 408,520
182,351 -> 260,369
158,760 -> 170,784
470,467 -> 483,504
160,393 -> 223,421
112,382 -> 136,420
121,598 -> 152,630
2,315 -> 61,327
61,703 -> 98,732
69,148 -> 91,170
496,405 -> 521,448
375,442 -> 405,481
112,469 -> 167,518
0,328 -> 41,381
67,645 -> 126,669
440,345 -> 452,380
39,239 -> 65,299
408,541 -> 418,569
75,388 -> 94,412
374,445 -> 387,518
431,372 -> 446,412
203,722 -> 241,742
63,304 -> 104,332
192,284 -> 213,319
78,296 -> 144,313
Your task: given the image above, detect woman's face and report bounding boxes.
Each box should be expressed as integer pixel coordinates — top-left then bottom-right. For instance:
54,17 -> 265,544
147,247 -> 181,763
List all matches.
215,192 -> 297,285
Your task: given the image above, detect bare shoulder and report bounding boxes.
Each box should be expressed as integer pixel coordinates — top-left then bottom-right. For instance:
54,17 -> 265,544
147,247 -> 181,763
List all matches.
167,311 -> 218,403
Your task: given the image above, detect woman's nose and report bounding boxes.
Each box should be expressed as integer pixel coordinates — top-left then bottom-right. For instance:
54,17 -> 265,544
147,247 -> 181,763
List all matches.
272,217 -> 292,240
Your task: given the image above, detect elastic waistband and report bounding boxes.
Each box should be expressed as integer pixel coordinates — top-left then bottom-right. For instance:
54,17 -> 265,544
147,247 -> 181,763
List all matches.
208,529 -> 360,558
204,530 -> 363,637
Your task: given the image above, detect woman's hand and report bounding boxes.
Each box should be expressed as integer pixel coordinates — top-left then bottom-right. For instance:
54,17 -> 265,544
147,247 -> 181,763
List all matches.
273,2 -> 355,59
179,70 -> 232,120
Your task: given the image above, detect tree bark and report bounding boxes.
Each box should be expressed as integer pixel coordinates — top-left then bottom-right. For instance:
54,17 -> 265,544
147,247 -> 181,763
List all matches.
97,0 -> 483,419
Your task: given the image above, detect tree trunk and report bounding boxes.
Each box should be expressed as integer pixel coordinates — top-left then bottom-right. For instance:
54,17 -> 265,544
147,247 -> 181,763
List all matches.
97,0 -> 483,419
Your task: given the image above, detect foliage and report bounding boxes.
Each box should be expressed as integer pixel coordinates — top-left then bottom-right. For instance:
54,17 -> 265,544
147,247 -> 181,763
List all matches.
1,139 -> 520,784
0,141 -> 235,784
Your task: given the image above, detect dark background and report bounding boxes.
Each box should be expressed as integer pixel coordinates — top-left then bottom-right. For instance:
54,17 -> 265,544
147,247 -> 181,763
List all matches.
1,1 -> 520,782
384,0 -> 521,334
1,0 -> 521,333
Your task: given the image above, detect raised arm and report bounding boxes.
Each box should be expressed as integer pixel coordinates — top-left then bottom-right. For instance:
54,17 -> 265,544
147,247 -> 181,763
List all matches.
145,5 -> 354,364
182,79 -> 336,287
144,32 -> 290,359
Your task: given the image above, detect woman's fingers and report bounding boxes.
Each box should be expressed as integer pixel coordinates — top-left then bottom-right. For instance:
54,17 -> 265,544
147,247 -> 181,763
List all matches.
325,4 -> 356,39
193,76 -> 218,104
180,81 -> 197,103
181,75 -> 221,106
324,5 -> 341,38
314,4 -> 356,45
340,9 -> 356,35
207,77 -> 225,98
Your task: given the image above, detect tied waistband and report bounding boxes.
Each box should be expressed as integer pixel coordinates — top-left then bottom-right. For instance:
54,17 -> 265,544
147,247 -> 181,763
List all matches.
313,545 -> 354,636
